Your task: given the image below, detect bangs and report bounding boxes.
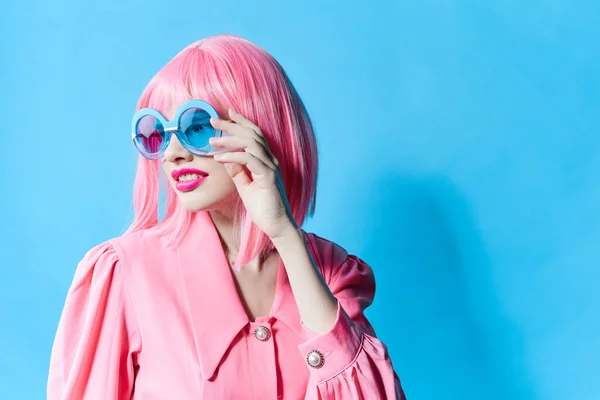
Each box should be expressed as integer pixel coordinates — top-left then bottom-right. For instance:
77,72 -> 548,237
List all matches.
136,46 -> 230,119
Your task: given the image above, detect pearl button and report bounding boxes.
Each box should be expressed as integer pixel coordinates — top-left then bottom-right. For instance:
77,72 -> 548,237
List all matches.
306,350 -> 324,369
253,326 -> 271,342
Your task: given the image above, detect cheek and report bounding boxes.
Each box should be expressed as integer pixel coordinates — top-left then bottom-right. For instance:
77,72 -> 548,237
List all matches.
213,168 -> 236,193
206,159 -> 236,191
206,158 -> 228,178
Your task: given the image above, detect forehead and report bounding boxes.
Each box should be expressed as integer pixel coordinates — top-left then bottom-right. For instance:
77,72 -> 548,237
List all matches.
162,99 -> 225,121
165,104 -> 178,120
161,100 -> 198,121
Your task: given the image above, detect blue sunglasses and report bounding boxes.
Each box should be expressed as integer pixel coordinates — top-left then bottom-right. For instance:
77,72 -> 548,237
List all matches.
131,100 -> 226,160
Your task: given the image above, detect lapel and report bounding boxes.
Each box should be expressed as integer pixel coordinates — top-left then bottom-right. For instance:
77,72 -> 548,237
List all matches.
175,212 -> 319,380
176,211 -> 249,381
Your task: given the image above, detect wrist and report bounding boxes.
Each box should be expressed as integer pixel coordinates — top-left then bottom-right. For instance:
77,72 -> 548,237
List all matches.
269,223 -> 303,250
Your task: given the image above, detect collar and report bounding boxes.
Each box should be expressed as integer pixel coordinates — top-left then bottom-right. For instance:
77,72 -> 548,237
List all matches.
176,211 -> 249,381
175,211 -> 308,381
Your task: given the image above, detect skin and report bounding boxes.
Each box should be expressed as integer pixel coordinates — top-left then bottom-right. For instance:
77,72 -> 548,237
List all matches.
161,106 -> 337,333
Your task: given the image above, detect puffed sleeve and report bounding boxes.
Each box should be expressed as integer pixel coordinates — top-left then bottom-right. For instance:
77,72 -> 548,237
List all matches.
47,242 -> 142,400
299,234 -> 406,400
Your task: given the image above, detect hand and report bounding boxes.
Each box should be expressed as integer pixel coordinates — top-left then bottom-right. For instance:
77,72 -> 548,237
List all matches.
209,109 -> 296,239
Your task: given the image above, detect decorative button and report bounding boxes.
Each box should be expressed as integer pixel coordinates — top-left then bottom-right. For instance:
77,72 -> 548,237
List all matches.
254,326 -> 271,342
306,350 -> 324,369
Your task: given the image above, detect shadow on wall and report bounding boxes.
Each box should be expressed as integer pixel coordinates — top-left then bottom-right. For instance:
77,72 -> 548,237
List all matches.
355,172 -> 536,400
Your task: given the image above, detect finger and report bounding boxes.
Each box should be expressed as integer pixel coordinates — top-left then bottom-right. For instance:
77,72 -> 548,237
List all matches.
210,136 -> 277,170
212,109 -> 270,143
214,151 -> 274,178
210,117 -> 256,139
211,117 -> 271,151
228,109 -> 277,157
223,162 -> 252,187
228,108 -> 261,134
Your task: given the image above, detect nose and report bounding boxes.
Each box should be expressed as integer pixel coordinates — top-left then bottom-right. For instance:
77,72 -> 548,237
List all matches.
163,133 -> 194,163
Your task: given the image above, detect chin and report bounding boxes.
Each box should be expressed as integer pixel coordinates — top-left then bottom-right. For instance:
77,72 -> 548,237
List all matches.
176,189 -> 239,213
180,200 -> 211,212
177,195 -> 219,212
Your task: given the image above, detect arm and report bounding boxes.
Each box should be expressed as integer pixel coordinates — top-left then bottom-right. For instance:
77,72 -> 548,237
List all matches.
209,110 -> 405,398
271,225 -> 338,334
272,227 -> 406,399
47,243 -> 141,400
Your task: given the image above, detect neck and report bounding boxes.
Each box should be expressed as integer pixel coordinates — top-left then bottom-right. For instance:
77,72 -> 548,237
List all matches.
208,209 -> 237,257
208,209 -> 268,272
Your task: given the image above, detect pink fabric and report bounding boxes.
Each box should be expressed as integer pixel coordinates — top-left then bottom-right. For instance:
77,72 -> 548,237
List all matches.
48,211 -> 406,399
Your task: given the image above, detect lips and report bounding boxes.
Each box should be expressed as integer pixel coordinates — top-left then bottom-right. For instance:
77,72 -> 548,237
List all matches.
172,168 -> 209,192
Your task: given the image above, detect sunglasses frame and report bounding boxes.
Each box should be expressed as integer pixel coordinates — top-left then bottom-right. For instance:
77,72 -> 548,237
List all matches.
131,99 -> 224,160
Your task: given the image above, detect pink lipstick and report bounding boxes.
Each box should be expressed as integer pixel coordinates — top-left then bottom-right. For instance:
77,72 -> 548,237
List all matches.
172,168 -> 209,192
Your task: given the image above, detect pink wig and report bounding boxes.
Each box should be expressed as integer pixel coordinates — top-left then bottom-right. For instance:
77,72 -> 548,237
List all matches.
125,34 -> 318,268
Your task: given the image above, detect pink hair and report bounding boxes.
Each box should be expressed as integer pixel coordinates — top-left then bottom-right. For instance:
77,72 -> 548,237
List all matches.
124,34 -> 318,268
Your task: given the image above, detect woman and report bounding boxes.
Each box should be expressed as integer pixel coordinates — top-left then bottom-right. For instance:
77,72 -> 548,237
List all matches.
47,34 -> 406,399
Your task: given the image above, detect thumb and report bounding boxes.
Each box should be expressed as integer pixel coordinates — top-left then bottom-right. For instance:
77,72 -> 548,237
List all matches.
224,162 -> 252,187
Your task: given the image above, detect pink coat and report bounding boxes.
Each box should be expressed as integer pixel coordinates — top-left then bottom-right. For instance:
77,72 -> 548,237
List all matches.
48,211 -> 406,399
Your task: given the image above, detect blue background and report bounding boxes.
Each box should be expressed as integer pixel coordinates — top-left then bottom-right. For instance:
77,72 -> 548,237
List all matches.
1,0 -> 598,399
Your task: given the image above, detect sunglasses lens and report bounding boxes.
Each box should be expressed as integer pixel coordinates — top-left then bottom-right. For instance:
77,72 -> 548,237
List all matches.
135,115 -> 165,155
180,107 -> 215,149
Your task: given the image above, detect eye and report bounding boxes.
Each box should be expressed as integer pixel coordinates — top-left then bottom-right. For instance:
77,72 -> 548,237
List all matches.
185,123 -> 209,135
186,122 -> 212,137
